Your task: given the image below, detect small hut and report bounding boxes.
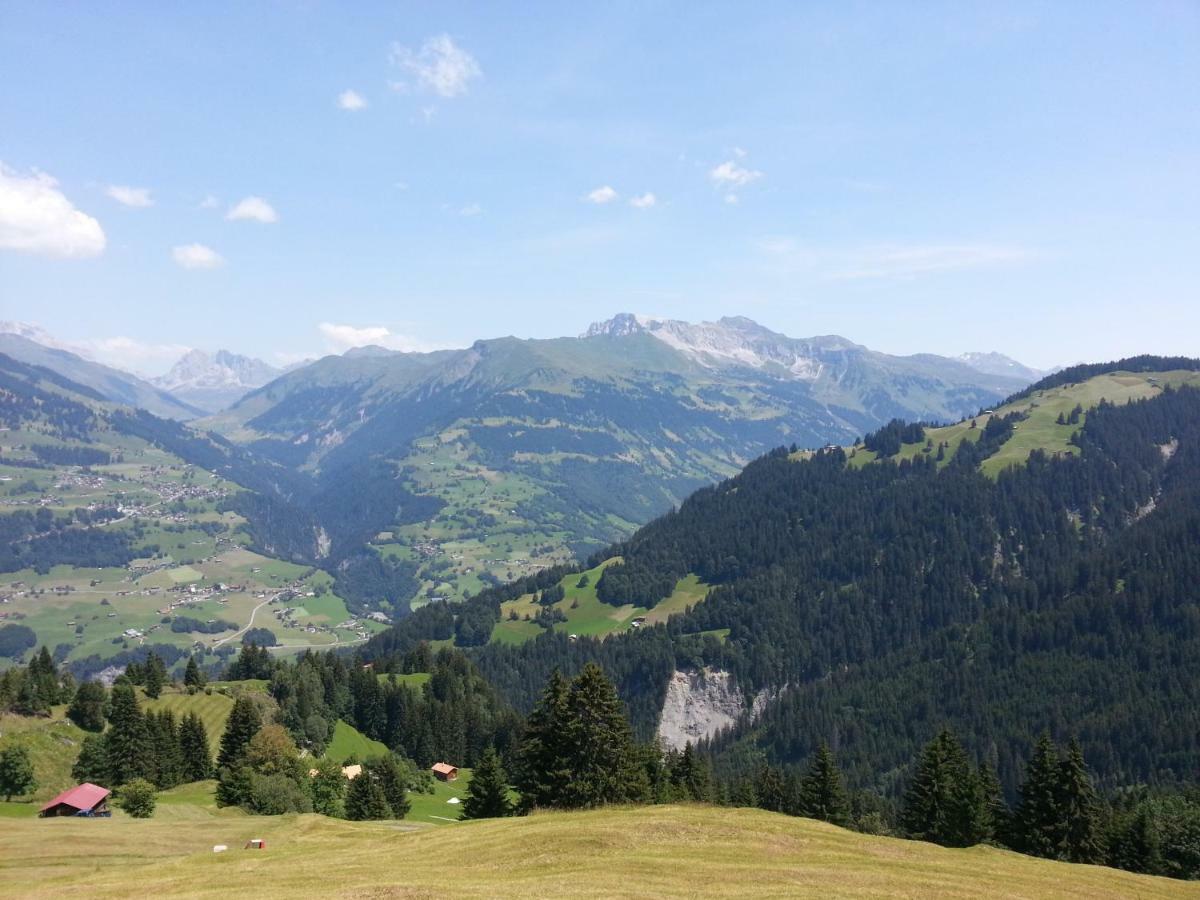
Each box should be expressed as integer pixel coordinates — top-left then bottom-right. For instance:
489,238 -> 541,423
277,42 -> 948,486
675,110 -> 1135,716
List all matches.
431,762 -> 459,782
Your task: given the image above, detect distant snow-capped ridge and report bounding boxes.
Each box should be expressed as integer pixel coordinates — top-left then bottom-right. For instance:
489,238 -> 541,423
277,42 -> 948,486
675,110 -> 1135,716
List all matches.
0,320 -> 89,356
956,351 -> 1046,382
153,349 -> 281,392
583,313 -> 861,379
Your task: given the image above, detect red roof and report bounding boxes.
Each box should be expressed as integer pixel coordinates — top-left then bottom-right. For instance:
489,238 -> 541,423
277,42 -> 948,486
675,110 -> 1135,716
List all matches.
39,782 -> 110,813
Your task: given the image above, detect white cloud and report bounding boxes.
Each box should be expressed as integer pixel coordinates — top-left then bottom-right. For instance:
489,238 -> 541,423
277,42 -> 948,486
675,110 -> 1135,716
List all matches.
390,35 -> 481,98
0,163 -> 106,258
318,322 -> 441,354
724,193 -> 739,205
226,196 -> 278,223
586,185 -> 618,204
709,159 -> 763,188
172,243 -> 224,269
459,203 -> 482,217
105,184 -> 153,208
338,89 -> 368,111
199,194 -> 219,209
629,192 -> 656,209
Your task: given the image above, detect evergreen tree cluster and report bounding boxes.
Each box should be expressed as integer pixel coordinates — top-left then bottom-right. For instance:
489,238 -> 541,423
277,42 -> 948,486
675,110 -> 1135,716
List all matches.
0,646 -> 74,716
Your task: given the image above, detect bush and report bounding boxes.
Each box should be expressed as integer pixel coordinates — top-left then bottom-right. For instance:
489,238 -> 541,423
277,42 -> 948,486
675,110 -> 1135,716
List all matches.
116,779 -> 156,818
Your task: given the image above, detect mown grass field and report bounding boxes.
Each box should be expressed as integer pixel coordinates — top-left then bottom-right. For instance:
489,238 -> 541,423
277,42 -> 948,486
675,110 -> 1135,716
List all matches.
140,687 -> 237,747
1,804 -> 1193,899
492,559 -> 710,645
406,768 -> 473,824
0,708 -> 86,804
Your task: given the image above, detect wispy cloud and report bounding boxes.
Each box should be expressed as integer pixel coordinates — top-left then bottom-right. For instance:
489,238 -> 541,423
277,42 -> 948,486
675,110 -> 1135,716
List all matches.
226,196 -> 278,223
337,89 -> 368,111
710,159 -> 763,188
0,163 -> 106,258
390,35 -> 481,98
318,322 -> 444,354
586,185 -> 618,204
629,192 -> 657,209
199,194 -> 220,209
172,243 -> 224,269
105,184 -> 153,208
459,202 -> 482,217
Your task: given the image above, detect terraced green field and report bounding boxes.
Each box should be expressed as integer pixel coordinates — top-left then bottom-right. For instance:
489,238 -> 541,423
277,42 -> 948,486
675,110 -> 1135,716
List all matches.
140,687 -> 239,748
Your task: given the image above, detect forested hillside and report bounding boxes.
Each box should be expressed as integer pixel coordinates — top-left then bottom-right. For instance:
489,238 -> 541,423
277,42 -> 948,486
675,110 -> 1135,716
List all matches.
366,359 -> 1200,802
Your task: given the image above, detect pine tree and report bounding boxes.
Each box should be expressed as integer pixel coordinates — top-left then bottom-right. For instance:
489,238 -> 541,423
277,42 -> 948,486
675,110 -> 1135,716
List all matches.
179,712 -> 213,782
1014,734 -> 1063,858
364,754 -> 410,819
344,769 -> 391,820
72,734 -> 110,784
669,743 -> 714,803
1057,738 -> 1105,863
142,651 -> 167,700
901,728 -> 983,847
217,696 -> 262,770
105,681 -> 151,786
557,663 -> 645,808
514,669 -> 571,810
796,743 -> 851,827
755,765 -> 788,814
183,656 -> 205,692
66,680 -> 108,732
460,746 -> 513,819
978,761 -> 1010,845
147,709 -> 183,789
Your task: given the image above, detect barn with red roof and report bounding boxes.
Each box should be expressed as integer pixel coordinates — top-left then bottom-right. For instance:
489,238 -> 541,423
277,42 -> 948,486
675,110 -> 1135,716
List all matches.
39,783 -> 111,818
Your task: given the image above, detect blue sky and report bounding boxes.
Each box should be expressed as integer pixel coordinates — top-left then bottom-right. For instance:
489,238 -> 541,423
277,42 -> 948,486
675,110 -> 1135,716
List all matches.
1,1 -> 1197,373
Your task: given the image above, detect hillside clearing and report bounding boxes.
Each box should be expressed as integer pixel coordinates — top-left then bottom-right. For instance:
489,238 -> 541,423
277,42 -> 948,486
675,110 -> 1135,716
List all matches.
1,804 -> 1192,899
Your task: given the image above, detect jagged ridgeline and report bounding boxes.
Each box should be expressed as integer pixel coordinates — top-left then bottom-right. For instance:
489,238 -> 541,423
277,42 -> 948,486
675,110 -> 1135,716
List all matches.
367,357 -> 1200,796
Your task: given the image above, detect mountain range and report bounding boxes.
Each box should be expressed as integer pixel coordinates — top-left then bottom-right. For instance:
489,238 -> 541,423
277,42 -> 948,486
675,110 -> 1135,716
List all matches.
1,315 -> 1040,605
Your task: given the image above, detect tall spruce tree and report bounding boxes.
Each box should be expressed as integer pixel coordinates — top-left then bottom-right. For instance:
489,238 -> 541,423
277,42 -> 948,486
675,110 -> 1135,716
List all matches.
143,651 -> 167,700
104,681 -> 151,786
147,709 -> 183,788
72,734 -> 111,785
460,746 -> 513,819
796,743 -> 851,827
669,742 -> 714,803
978,761 -> 1010,845
1057,738 -> 1105,863
901,728 -> 985,847
364,754 -> 410,819
344,769 -> 391,821
183,656 -> 205,692
557,663 -> 645,808
1014,734 -> 1064,858
217,696 -> 262,770
514,669 -> 571,810
179,711 -> 212,782
66,681 -> 108,732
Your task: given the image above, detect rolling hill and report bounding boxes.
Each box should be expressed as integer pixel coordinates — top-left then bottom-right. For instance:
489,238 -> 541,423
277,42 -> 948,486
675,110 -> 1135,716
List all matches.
1,804 -> 1191,899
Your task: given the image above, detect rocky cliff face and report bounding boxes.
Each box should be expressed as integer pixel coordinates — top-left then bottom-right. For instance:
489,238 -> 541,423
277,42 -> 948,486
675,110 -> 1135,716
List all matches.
656,667 -> 770,751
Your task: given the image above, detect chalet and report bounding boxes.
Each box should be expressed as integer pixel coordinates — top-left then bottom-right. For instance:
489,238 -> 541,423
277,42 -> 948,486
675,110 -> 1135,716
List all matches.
39,783 -> 111,818
431,762 -> 459,782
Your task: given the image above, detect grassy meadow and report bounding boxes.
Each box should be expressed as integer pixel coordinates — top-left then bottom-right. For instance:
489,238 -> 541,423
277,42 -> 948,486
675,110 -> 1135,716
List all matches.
1,803 -> 1193,899
491,559 -> 710,645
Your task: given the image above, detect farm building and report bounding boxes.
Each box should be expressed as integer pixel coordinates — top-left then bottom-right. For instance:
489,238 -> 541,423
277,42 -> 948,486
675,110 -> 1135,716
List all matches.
39,783 -> 111,818
431,762 -> 459,782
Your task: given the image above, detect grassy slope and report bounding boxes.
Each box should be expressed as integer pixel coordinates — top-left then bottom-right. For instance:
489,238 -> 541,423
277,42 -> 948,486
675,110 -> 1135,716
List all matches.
319,719 -> 389,763
832,370 -> 1200,477
141,687 -> 236,749
2,804 -> 1192,899
0,708 -> 86,805
492,559 -> 709,645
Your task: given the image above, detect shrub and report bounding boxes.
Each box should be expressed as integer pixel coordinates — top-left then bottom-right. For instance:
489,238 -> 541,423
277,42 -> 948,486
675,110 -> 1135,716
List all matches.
116,779 -> 157,818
